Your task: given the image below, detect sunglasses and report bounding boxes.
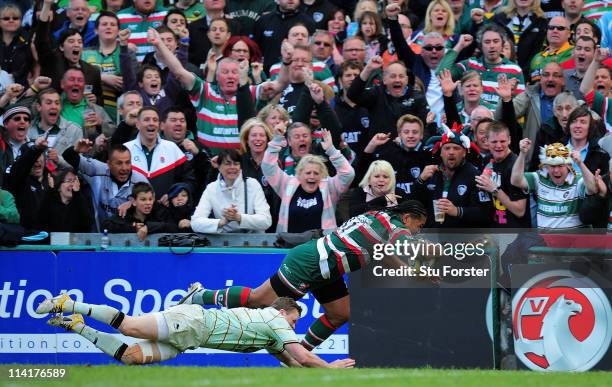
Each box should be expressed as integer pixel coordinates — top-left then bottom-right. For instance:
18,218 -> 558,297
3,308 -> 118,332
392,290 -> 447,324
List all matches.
11,115 -> 30,122
314,41 -> 332,47
547,25 -> 567,31
422,45 -> 445,52
1,16 -> 20,21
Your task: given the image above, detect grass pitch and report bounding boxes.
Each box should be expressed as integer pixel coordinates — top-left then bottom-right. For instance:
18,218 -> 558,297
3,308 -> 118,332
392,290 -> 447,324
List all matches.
2,366 -> 611,387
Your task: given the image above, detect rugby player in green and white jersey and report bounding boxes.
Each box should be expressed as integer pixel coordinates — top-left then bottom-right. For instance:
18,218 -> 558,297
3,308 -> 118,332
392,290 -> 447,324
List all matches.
35,295 -> 354,368
179,200 -> 428,351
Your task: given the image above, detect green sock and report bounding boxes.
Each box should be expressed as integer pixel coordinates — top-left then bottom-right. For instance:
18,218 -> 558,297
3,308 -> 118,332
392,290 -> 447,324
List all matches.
193,287 -> 251,308
74,323 -> 128,361
301,315 -> 339,351
65,300 -> 125,328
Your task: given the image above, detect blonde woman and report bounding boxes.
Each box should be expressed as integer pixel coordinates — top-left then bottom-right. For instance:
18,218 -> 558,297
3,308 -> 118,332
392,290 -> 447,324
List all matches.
349,160 -> 404,217
0,4 -> 30,86
412,0 -> 456,50
492,0 -> 547,76
262,125 -> 354,233
257,104 -> 290,130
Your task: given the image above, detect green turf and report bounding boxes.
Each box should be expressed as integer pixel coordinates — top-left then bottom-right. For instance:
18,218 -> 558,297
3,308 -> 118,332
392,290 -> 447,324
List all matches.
1,366 -> 611,387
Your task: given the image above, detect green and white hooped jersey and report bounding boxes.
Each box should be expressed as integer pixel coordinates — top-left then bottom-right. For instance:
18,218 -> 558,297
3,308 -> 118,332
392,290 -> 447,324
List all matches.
201,307 -> 299,353
525,172 -> 586,230
316,211 -> 409,279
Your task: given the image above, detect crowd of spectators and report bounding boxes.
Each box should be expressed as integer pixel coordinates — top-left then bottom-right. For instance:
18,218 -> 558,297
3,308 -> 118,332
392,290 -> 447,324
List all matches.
1,0 -> 612,245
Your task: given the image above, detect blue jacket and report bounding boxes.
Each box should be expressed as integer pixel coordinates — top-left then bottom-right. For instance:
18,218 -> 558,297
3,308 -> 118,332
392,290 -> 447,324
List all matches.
53,20 -> 98,49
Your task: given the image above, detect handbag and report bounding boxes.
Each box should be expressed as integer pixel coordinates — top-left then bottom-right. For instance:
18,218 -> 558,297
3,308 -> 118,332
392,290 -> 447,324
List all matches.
158,233 -> 210,254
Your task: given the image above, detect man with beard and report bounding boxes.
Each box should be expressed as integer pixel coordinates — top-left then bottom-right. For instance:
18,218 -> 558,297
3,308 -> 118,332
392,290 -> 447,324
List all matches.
62,140 -> 149,230
530,16 -> 574,83
347,55 -> 428,152
495,62 -> 566,163
357,114 -> 433,201
580,46 -> 612,131
564,36 -> 596,99
118,0 -> 167,62
28,88 -> 83,168
36,0 -> 103,105
475,121 -> 530,228
53,0 -> 98,48
511,139 -> 601,230
414,125 -> 492,228
438,23 -> 525,105
124,106 -> 195,206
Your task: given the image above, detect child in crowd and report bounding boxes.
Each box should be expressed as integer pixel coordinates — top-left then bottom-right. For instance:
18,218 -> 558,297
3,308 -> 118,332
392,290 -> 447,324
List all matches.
166,182 -> 194,231
102,182 -> 179,240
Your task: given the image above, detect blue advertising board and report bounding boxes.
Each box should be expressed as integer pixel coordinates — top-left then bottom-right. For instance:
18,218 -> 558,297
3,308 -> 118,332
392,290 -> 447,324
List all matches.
0,251 -> 348,366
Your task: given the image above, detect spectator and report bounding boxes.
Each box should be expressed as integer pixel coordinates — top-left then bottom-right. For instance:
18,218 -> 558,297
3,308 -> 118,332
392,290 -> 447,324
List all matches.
530,16 -> 574,83
412,0 -> 457,50
202,18 -> 233,82
311,30 -> 339,76
580,46 -> 612,131
438,23 -> 526,105
269,26 -> 337,93
117,0 -> 168,62
0,187 -> 19,225
529,91 -> 579,171
110,91 -> 143,142
341,36 -> 367,68
254,0 -> 315,73
333,61 -> 370,156
36,0 -> 103,106
565,105 -> 609,173
0,4 -> 31,86
448,0 -> 472,35
563,0 -> 588,33
349,159 -> 404,217
2,105 -> 32,164
82,11 -> 123,120
357,114 -> 434,201
415,124 -> 491,228
124,106 -> 196,203
53,0 -> 98,49
222,36 -> 265,85
3,136 -> 50,229
495,63 -> 566,163
356,11 -> 387,61
188,0 -> 242,69
191,148 -> 272,233
492,0 -> 548,78
166,182 -> 194,231
225,0 -> 276,38
300,0 -> 337,30
440,70 -> 494,130
347,55 -> 428,151
381,11 -> 420,65
103,181 -> 179,240
262,126 -> 354,233
160,107 -> 211,200
62,140 -> 149,229
511,139 -> 602,230
474,121 -> 530,227
59,67 -> 115,141
257,104 -> 290,131
564,36 -> 596,99
36,166 -> 94,232
153,26 -> 288,155
172,0 -> 205,24
575,18 -> 602,44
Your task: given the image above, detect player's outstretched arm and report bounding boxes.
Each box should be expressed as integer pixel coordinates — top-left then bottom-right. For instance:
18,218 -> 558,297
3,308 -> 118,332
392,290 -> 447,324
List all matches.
284,343 -> 355,368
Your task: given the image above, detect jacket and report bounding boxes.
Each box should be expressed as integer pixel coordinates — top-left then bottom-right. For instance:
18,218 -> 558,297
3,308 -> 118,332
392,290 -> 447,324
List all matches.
28,117 -> 83,168
191,172 -> 272,233
0,189 -> 19,224
0,30 -> 31,86
36,189 -> 94,232
124,134 -> 196,197
102,203 -> 179,234
529,117 -> 565,171
262,135 -> 355,233
62,147 -> 150,230
495,84 -> 543,163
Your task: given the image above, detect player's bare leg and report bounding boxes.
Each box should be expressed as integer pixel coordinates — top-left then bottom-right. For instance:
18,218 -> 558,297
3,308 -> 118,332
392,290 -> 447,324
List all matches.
302,295 -> 350,350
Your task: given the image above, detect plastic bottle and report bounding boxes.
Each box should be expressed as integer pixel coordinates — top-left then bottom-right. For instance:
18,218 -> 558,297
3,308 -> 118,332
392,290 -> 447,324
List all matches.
101,229 -> 110,250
